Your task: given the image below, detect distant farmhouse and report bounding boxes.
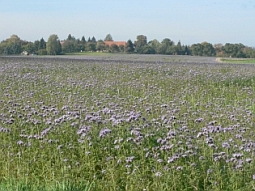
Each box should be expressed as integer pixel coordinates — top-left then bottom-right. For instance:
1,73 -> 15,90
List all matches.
104,41 -> 126,47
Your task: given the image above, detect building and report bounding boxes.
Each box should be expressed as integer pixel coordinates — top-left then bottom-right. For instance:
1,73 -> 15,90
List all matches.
104,41 -> 126,47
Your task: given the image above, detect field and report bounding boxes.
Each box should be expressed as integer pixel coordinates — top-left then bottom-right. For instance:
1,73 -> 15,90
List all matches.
219,58 -> 255,64
0,55 -> 255,190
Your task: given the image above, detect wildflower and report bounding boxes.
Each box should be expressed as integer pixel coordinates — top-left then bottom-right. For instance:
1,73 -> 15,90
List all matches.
232,153 -> 243,159
57,145 -> 63,150
155,172 -> 162,177
99,128 -> 111,138
157,159 -> 163,163
195,118 -> 203,123
222,142 -> 230,148
0,127 -> 11,133
114,145 -> 120,149
176,166 -> 183,171
41,127 -> 51,136
207,169 -> 213,174
246,158 -> 252,163
17,140 -> 24,145
205,137 -> 213,144
126,156 -> 135,163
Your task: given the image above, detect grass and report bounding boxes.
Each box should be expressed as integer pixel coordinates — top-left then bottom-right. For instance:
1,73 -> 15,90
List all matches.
0,56 -> 255,190
219,58 -> 255,64
64,52 -> 111,56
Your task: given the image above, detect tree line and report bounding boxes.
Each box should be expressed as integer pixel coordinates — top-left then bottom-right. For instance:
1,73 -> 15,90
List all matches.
0,34 -> 255,58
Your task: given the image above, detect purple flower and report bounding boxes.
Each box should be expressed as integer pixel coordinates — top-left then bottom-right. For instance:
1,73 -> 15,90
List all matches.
99,128 -> 111,138
155,172 -> 162,177
246,158 -> 252,163
222,142 -> 230,148
195,118 -> 203,123
41,127 -> 51,136
17,140 -> 24,145
126,156 -> 135,163
207,169 -> 213,174
176,166 -> 183,171
0,127 -> 11,133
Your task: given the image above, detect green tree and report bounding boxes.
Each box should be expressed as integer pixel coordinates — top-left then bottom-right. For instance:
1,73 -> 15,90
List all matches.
96,40 -> 105,51
84,36 -> 97,51
86,42 -> 96,52
119,45 -> 124,52
91,36 -> 97,43
124,40 -> 134,53
34,40 -> 40,52
109,44 -> 119,53
0,35 -> 22,54
184,45 -> 191,55
39,38 -> 46,49
201,42 -> 215,56
62,40 -> 75,53
23,42 -> 35,54
190,43 -> 203,56
81,36 -> 86,43
80,36 -> 86,51
46,34 -> 62,55
134,35 -> 147,53
223,43 -> 245,58
140,45 -> 155,54
104,34 -> 113,41
175,41 -> 182,55
148,39 -> 161,54
62,34 -> 76,53
158,38 -> 175,54
214,43 -> 223,57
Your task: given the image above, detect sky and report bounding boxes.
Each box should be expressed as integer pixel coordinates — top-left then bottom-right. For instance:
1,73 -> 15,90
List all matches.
1,0 -> 255,47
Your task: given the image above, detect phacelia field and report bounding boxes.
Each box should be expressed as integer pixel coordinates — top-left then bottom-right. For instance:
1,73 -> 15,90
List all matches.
0,56 -> 255,191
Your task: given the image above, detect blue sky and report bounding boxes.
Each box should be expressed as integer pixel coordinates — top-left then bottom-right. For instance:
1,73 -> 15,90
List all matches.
1,0 -> 255,46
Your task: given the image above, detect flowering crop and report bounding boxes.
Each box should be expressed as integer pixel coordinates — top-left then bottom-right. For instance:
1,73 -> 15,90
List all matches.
0,56 -> 255,190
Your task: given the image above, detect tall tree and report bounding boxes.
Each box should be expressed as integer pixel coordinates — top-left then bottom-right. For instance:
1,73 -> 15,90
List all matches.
85,42 -> 96,52
35,37 -> 47,55
91,36 -> 97,43
175,41 -> 182,55
124,40 -> 134,53
148,39 -> 161,54
104,34 -> 113,41
67,34 -> 75,41
96,40 -> 105,51
0,35 -> 22,54
134,35 -> 147,53
23,42 -> 35,54
46,34 -> 62,55
201,42 -> 215,56
79,36 -> 86,51
34,40 -> 40,51
158,38 -> 175,54
81,36 -> 86,44
190,43 -> 203,56
214,43 -> 223,57
39,38 -> 46,49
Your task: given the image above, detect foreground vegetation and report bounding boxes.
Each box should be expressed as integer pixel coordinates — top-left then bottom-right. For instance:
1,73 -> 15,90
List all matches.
220,58 -> 255,64
0,56 -> 255,190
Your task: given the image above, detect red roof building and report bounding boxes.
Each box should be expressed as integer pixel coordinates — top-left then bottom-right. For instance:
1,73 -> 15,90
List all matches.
104,41 -> 126,47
